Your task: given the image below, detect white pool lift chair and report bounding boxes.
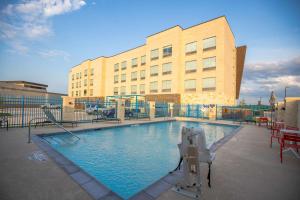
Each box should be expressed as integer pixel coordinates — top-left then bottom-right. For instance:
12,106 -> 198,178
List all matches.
171,126 -> 216,199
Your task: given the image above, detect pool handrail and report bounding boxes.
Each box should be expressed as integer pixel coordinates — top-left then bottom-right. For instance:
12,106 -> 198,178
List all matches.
28,117 -> 80,143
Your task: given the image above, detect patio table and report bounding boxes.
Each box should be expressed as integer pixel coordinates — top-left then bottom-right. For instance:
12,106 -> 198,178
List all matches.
280,129 -> 300,159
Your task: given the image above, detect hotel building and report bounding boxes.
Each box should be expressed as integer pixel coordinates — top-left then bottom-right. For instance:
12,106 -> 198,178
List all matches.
68,16 -> 246,105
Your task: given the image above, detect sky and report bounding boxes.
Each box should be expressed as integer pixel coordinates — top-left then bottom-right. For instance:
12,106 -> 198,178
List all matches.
0,0 -> 300,104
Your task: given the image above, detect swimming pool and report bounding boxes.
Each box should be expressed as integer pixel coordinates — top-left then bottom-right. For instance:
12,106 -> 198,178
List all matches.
42,121 -> 239,199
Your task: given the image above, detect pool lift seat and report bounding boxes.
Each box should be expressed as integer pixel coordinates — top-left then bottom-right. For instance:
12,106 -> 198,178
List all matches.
172,127 -> 215,199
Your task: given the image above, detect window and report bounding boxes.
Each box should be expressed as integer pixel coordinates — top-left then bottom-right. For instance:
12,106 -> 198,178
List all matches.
140,84 -> 145,94
162,63 -> 172,75
72,83 -> 74,89
78,81 -> 81,88
185,79 -> 196,92
121,86 -> 126,95
163,45 -> 172,57
76,73 -> 79,79
150,81 -> 158,93
79,72 -> 82,79
114,75 -> 118,83
131,71 -> 137,81
203,57 -> 216,70
78,90 -> 81,97
141,55 -> 146,65
203,37 -> 216,50
84,79 -> 87,86
121,73 -> 126,82
202,77 -> 216,91
121,61 -> 127,70
140,70 -> 146,80
131,58 -> 138,67
185,42 -> 197,55
185,60 -> 197,73
90,89 -> 93,96
162,80 -> 171,92
90,79 -> 93,86
84,69 -> 87,76
90,68 -> 94,76
76,91 -> 78,96
72,74 -> 74,80
131,85 -> 137,94
150,65 -> 158,76
76,82 -> 78,88
114,63 -> 119,72
71,91 -> 74,97
84,89 -> 87,96
150,49 -> 159,60
114,87 -> 118,95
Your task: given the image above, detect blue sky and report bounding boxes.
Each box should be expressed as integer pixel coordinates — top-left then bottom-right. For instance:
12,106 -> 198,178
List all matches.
0,0 -> 300,104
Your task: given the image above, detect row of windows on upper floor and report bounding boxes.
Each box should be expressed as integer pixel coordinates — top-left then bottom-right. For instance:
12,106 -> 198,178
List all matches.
113,37 -> 216,72
113,57 -> 216,83
71,89 -> 94,97
113,77 -> 216,95
72,79 -> 94,89
71,68 -> 94,80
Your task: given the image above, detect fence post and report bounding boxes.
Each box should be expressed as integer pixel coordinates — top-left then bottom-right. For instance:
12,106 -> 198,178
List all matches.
60,97 -> 63,121
21,96 -> 25,128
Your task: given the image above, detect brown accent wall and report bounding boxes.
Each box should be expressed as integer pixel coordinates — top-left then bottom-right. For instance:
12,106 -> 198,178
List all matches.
145,94 -> 181,103
236,46 -> 247,99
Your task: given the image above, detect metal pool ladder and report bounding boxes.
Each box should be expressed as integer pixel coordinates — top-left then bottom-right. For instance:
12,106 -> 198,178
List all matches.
28,117 -> 80,143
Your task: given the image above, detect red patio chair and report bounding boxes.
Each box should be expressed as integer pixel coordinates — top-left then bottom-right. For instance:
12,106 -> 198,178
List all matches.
280,128 -> 300,163
270,122 -> 284,148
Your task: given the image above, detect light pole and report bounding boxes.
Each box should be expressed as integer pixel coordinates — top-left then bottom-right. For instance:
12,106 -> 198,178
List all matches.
284,86 -> 289,110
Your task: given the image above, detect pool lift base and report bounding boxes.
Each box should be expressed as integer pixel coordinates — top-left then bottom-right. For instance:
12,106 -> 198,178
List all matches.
171,127 -> 215,199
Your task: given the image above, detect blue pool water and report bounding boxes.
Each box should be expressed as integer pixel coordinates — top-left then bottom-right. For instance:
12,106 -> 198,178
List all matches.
43,121 -> 239,199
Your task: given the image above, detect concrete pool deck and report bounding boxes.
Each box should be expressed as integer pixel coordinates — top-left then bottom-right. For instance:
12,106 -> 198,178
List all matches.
0,118 -> 299,200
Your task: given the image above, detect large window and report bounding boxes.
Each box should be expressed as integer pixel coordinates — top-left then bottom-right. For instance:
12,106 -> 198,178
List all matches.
121,61 -> 127,70
150,81 -> 158,93
150,65 -> 158,76
140,70 -> 146,80
203,57 -> 216,70
141,55 -> 146,65
131,58 -> 138,67
72,74 -> 74,80
72,83 -> 74,89
185,42 -> 197,55
184,79 -> 196,92
84,79 -> 87,86
131,71 -> 137,81
203,36 -> 216,50
121,74 -> 126,82
162,80 -> 171,92
163,45 -> 172,57
84,89 -> 87,96
90,89 -> 93,96
162,63 -> 172,75
90,79 -> 93,86
131,85 -> 137,94
185,60 -> 197,73
84,69 -> 88,76
140,84 -> 145,94
121,86 -> 126,95
202,77 -> 216,91
150,49 -> 159,60
90,68 -> 94,76
114,87 -> 118,95
114,63 -> 119,72
114,75 -> 118,83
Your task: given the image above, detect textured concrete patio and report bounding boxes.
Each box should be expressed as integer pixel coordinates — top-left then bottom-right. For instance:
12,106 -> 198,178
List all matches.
0,119 -> 299,200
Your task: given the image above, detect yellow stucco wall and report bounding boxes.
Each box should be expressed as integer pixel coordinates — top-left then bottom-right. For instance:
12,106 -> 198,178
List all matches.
68,16 -> 244,105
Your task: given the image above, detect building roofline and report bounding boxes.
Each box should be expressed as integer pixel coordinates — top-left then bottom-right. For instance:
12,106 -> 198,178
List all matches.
70,15 -> 235,70
0,81 -> 48,87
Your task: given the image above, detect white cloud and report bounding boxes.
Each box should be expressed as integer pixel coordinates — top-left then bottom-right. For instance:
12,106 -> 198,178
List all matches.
0,0 -> 86,53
